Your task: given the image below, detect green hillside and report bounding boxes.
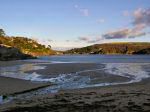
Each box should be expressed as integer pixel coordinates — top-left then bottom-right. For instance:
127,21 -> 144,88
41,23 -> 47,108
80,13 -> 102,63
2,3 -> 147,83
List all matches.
65,42 -> 150,54
0,36 -> 56,56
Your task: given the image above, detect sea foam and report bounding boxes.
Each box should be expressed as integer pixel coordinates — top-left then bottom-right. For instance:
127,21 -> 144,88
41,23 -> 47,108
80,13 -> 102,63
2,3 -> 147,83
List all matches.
104,63 -> 150,83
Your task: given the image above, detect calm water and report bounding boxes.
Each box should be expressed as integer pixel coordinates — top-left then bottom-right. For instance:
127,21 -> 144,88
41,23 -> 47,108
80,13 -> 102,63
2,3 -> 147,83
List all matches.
37,55 -> 150,63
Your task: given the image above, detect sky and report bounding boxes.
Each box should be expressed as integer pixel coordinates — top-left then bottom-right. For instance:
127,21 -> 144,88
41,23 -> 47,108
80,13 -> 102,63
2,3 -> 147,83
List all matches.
0,0 -> 150,50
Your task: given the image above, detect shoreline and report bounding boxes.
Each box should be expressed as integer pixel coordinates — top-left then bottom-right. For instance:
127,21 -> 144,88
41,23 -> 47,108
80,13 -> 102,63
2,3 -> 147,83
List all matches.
1,78 -> 150,112
0,60 -> 150,112
0,76 -> 51,96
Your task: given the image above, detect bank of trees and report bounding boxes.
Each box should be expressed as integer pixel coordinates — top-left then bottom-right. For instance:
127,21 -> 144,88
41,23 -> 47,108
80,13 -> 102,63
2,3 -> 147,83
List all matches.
0,28 -> 55,56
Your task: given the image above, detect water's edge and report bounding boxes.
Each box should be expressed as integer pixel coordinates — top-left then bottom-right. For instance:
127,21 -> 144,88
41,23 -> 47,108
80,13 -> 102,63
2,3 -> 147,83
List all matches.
0,61 -> 150,105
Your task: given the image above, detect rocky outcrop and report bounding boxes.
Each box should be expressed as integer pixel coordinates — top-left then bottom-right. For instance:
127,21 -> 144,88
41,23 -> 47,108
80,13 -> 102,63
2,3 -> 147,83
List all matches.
0,45 -> 36,61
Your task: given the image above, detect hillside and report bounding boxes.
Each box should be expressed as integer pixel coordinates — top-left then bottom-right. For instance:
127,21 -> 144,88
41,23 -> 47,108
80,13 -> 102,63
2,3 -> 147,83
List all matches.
65,42 -> 150,55
0,36 -> 56,56
0,45 -> 35,61
133,48 -> 150,54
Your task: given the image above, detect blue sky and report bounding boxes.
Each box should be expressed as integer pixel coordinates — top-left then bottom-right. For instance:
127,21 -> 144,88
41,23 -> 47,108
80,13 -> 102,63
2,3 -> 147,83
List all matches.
0,0 -> 150,50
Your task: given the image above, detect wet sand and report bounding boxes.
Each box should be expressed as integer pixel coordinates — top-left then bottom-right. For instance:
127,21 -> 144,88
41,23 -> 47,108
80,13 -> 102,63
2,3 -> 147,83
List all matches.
1,78 -> 150,112
0,61 -> 150,112
26,63 -> 105,75
0,61 -> 32,67
0,76 -> 51,95
0,61 -> 51,95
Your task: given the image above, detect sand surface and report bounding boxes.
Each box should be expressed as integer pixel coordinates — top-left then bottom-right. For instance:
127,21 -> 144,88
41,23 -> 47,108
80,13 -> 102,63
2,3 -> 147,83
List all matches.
0,60 -> 31,67
0,61 -> 51,95
0,61 -> 150,112
0,76 -> 50,95
1,79 -> 150,112
26,63 -> 105,75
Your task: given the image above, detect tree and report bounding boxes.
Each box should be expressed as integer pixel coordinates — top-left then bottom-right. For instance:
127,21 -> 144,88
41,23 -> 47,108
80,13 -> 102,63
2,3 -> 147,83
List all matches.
0,29 -> 5,37
48,45 -> 51,49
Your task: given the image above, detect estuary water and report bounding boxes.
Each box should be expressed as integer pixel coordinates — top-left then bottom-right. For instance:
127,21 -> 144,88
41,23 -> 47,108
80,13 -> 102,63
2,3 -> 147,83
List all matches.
1,55 -> 150,87
38,55 -> 150,63
0,55 -> 150,104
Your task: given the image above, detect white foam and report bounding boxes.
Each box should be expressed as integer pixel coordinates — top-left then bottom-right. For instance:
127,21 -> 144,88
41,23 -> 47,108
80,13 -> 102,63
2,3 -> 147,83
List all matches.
104,63 -> 150,83
0,64 -> 46,81
0,62 -> 150,93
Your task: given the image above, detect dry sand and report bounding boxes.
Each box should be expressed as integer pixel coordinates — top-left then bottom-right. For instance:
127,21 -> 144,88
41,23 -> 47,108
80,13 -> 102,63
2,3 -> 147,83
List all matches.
0,61 -> 150,112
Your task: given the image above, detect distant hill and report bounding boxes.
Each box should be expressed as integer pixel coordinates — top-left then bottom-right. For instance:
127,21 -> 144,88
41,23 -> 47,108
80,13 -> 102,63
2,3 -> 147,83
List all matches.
133,48 -> 150,54
0,36 -> 56,56
65,42 -> 150,55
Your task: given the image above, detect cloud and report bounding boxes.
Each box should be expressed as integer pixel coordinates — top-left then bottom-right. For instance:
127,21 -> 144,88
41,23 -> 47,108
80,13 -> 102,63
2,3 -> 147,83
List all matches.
103,27 -> 146,39
74,5 -> 90,16
77,8 -> 149,43
78,36 -> 89,41
103,29 -> 130,39
97,19 -> 105,23
66,40 -> 70,42
103,8 -> 150,39
78,36 -> 103,43
80,9 -> 89,16
78,26 -> 146,43
133,8 -> 150,26
48,39 -> 53,42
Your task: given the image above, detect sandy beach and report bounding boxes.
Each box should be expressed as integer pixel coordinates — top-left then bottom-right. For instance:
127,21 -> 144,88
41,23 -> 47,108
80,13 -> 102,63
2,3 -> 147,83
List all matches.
26,63 -> 104,75
0,61 -> 150,112
0,0 -> 150,111
0,76 -> 51,95
0,60 -> 52,95
1,79 -> 150,112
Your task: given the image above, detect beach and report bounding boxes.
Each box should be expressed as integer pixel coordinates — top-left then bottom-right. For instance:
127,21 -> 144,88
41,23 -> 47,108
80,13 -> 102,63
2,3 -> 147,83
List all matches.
0,76 -> 51,95
0,60 -> 150,112
0,0 -> 150,111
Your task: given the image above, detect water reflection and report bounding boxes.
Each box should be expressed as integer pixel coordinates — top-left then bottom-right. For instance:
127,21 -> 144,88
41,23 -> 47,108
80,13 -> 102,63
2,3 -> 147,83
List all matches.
0,64 -> 46,81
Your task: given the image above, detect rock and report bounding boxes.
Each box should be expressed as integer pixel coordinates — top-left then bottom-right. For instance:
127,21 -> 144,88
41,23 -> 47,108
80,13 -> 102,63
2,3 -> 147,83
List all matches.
0,45 -> 36,61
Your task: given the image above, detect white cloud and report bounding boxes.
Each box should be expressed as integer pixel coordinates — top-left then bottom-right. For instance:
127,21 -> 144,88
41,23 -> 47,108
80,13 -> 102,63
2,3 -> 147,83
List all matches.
102,8 -> 150,39
133,8 -> 150,26
80,8 -> 89,16
97,19 -> 105,23
74,4 -> 90,16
